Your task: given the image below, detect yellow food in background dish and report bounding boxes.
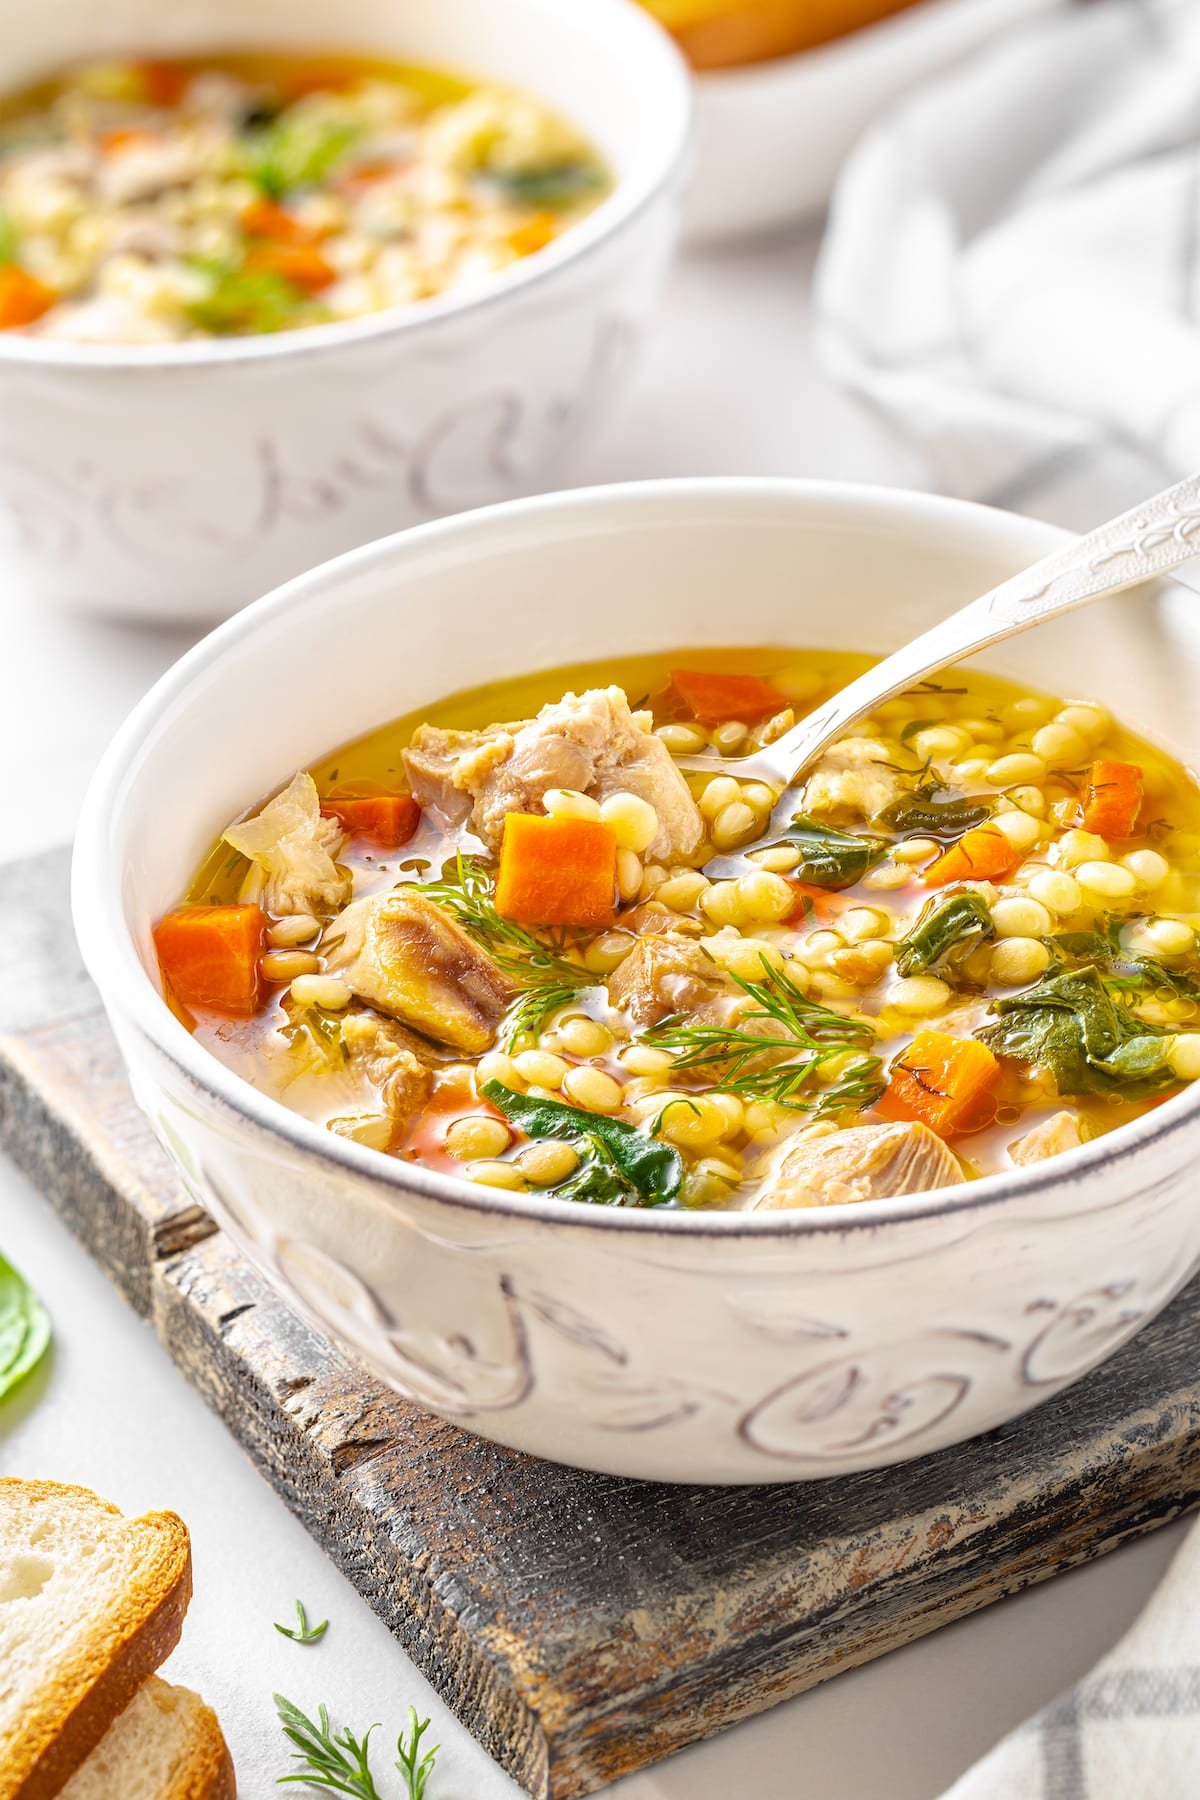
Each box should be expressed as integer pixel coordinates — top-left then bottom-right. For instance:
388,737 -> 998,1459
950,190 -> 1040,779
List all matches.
639,0 -> 926,69
0,52 -> 608,342
152,649 -> 1200,1213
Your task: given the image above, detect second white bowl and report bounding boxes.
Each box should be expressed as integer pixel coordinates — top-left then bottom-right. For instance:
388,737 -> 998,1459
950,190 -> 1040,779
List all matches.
0,0 -> 690,623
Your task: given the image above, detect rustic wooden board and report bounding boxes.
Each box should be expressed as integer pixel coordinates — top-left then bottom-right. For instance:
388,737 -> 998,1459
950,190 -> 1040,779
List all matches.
5,846 -> 1200,1798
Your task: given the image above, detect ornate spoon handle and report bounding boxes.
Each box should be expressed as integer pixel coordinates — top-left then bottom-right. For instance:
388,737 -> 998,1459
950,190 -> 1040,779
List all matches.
689,470 -> 1200,792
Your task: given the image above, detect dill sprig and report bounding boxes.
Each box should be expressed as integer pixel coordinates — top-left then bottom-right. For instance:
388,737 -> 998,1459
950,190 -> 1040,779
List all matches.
646,957 -> 885,1115
275,1695 -> 382,1796
275,1599 -> 329,1644
417,855 -> 593,1048
395,1709 -> 439,1800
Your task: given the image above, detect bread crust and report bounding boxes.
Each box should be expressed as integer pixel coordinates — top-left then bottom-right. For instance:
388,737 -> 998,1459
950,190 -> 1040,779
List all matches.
0,1479 -> 192,1800
171,1696 -> 237,1800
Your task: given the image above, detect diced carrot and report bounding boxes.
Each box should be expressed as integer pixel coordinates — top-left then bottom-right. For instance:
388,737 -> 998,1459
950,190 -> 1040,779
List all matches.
243,197 -> 317,244
495,813 -> 617,929
507,212 -> 558,257
783,880 -> 840,927
923,826 -> 1020,888
0,265 -> 55,330
275,57 -> 362,98
98,125 -> 159,155
877,1029 -> 1000,1139
320,794 -> 421,848
338,158 -> 405,196
153,904 -> 266,1017
137,59 -> 190,108
1081,759 -> 1143,839
670,669 -> 787,725
244,242 -> 337,293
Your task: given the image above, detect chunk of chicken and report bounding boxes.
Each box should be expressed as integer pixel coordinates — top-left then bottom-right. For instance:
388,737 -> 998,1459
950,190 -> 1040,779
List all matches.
753,1120 -> 962,1210
325,889 -> 510,1053
324,1013 -> 434,1153
607,934 -> 729,1028
403,686 -> 704,863
224,771 -> 350,918
1009,1110 -> 1084,1167
801,737 -> 907,823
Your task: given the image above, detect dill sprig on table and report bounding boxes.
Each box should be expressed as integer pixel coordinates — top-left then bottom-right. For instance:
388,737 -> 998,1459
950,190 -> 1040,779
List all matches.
417,854 -> 594,1048
275,1695 -> 382,1797
646,957 -> 885,1115
395,1709 -> 439,1800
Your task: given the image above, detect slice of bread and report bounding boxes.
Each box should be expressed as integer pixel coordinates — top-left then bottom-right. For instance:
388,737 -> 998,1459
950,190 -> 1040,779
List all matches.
0,1479 -> 192,1800
59,1679 -> 235,1800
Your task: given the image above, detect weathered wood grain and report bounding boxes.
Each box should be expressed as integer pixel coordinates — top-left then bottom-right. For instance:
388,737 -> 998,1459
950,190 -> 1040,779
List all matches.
4,847 -> 1200,1796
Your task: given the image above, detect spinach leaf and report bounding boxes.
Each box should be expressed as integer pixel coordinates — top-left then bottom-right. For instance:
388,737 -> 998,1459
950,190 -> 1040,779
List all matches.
1046,921 -> 1200,1000
482,1081 -> 682,1207
976,967 -> 1175,1099
246,115 -> 361,198
895,892 -> 994,977
184,262 -> 312,335
877,787 -> 994,840
775,815 -> 887,890
482,161 -> 604,210
0,1254 -> 50,1403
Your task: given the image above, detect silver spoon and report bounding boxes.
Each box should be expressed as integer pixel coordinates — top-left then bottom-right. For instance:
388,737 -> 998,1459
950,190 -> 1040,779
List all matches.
686,472 -> 1200,877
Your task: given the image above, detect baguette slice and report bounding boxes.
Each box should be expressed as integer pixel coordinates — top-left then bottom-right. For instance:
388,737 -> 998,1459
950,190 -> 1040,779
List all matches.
59,1679 -> 235,1800
0,1479 -> 192,1800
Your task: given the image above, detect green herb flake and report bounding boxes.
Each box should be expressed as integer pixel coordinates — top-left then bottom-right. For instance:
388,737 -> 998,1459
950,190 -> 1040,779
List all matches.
774,815 -> 887,890
185,261 -> 311,336
876,786 -> 995,841
481,160 -> 604,210
0,1253 -> 50,1404
895,891 -> 994,978
482,1080 -> 682,1207
0,211 -> 18,266
247,115 -> 361,199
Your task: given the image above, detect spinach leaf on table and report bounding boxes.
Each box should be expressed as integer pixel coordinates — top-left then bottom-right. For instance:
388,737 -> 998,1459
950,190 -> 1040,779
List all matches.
0,1253 -> 50,1404
976,966 -> 1176,1099
482,1081 -> 682,1207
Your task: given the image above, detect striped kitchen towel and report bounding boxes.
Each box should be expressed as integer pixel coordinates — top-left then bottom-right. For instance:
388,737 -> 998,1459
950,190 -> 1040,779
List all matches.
814,0 -> 1200,532
940,1520 -> 1200,1797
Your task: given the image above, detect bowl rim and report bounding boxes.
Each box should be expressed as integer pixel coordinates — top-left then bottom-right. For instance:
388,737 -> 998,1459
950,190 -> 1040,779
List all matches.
71,475 -> 1200,1237
0,0 -> 691,373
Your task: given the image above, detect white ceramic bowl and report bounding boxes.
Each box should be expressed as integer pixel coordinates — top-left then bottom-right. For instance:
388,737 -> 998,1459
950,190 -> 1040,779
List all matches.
0,0 -> 689,624
73,480 -> 1200,1483
686,0 -> 1063,241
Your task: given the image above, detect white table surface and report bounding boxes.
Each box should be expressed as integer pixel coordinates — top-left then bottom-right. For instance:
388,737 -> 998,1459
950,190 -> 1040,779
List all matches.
0,225 -> 1187,1800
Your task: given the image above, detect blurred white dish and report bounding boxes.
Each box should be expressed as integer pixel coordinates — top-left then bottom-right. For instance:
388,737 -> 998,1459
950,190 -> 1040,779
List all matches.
0,0 -> 689,623
686,0 -> 1063,242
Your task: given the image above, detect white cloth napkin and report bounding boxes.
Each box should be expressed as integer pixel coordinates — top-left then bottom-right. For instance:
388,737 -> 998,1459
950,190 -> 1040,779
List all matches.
814,0 -> 1200,529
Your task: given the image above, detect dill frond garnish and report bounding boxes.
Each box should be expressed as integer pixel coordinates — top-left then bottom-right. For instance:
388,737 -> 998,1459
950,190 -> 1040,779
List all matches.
646,956 -> 885,1116
416,854 -> 594,1048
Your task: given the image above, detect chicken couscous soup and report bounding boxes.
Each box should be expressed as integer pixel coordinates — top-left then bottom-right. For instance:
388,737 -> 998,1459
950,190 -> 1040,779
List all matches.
154,652 -> 1200,1212
0,52 -> 609,341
